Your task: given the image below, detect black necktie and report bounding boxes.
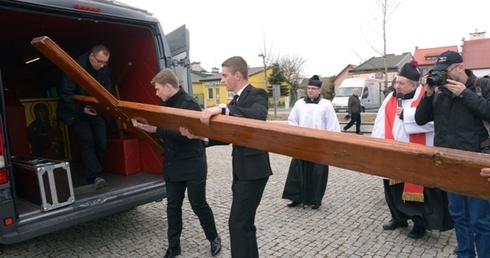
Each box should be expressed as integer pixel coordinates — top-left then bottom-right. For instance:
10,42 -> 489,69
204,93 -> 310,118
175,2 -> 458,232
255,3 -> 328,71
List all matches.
233,94 -> 239,105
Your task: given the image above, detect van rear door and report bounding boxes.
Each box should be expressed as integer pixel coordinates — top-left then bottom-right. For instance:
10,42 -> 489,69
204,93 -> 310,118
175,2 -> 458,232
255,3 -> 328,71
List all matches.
0,0 -> 190,245
166,25 -> 192,95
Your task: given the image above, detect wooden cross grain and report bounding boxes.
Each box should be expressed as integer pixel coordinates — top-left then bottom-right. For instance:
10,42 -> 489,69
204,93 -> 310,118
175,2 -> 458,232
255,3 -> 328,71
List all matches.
31,36 -> 490,200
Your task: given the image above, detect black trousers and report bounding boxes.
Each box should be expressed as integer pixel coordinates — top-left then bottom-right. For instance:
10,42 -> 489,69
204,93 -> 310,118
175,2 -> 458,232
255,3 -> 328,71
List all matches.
344,112 -> 361,133
166,179 -> 218,248
229,177 -> 268,258
72,115 -> 106,183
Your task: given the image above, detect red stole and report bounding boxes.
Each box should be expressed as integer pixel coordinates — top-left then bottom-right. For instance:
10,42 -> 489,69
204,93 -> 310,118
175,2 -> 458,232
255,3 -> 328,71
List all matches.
385,87 -> 426,202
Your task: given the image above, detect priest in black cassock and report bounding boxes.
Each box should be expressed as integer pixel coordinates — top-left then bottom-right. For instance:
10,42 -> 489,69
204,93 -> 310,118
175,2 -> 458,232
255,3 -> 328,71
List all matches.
282,75 -> 340,209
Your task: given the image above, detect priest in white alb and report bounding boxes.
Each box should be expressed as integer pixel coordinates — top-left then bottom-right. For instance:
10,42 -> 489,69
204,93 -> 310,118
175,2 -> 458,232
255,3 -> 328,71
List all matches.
372,61 -> 454,239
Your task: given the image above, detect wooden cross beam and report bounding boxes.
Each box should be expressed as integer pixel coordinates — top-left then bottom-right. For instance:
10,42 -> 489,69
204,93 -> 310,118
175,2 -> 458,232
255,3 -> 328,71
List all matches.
31,36 -> 490,200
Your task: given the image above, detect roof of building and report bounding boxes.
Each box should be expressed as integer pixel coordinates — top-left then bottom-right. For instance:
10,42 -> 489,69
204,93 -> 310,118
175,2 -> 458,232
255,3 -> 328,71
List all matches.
336,64 -> 357,77
462,38 -> 490,69
298,76 -> 334,89
351,53 -> 413,72
199,66 -> 266,82
413,45 -> 459,66
191,70 -> 215,83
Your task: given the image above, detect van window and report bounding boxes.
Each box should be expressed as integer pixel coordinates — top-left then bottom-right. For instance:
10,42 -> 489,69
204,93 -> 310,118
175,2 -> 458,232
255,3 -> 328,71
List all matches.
336,87 -> 362,97
362,87 -> 369,99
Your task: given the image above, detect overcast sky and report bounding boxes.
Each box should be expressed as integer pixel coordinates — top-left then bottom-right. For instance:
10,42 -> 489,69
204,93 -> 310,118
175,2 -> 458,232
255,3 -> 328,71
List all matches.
119,0 -> 489,77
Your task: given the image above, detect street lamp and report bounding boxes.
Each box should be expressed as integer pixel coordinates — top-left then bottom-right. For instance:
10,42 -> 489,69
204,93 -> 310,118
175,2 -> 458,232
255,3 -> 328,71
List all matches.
258,53 -> 266,90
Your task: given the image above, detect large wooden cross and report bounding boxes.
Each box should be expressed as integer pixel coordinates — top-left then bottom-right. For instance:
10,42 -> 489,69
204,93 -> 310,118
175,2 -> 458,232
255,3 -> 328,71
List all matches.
31,36 -> 490,200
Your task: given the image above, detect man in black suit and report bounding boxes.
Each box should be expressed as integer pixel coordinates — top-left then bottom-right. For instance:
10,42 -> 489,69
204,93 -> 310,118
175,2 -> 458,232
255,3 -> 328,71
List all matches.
180,56 -> 272,258
132,68 -> 221,258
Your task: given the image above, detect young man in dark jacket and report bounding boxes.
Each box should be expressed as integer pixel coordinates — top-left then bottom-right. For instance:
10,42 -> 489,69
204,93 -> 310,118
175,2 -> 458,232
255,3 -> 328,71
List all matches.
131,68 -> 221,258
180,56 -> 273,258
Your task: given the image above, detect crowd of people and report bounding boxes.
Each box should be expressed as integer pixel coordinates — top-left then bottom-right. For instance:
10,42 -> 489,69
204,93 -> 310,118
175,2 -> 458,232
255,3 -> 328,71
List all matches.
61,46 -> 489,257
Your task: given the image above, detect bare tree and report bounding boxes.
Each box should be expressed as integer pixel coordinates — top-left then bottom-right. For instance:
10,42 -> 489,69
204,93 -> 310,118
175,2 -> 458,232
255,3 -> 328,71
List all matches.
258,30 -> 278,90
275,54 -> 306,102
257,31 -> 305,103
377,0 -> 402,90
358,0 -> 402,90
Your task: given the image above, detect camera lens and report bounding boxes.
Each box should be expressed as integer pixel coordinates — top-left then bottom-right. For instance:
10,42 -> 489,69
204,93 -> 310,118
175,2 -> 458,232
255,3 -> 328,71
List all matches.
427,71 -> 447,87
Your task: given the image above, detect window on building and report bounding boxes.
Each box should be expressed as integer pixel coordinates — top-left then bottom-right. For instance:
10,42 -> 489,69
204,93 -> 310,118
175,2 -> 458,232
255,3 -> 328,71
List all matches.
208,88 -> 213,99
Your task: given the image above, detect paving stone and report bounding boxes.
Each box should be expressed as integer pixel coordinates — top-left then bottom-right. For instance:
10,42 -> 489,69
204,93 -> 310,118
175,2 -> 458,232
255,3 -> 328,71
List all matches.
0,145 -> 458,257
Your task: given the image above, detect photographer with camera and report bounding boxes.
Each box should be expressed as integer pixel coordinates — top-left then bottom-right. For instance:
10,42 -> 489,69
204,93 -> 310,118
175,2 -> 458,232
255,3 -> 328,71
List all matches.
415,50 -> 490,258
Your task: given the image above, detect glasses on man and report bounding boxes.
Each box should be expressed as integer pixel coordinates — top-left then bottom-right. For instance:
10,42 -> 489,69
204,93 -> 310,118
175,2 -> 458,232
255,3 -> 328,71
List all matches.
91,54 -> 109,66
445,64 -> 459,73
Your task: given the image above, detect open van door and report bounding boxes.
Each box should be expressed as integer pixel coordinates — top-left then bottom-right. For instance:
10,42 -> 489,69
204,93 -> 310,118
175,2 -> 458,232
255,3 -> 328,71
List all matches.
0,0 -> 185,244
166,25 -> 192,95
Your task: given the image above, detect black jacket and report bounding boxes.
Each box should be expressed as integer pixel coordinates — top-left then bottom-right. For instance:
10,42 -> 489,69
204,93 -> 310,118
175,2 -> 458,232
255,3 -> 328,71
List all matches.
415,70 -> 490,152
156,89 -> 207,181
57,51 -> 113,126
347,94 -> 361,114
208,84 -> 273,180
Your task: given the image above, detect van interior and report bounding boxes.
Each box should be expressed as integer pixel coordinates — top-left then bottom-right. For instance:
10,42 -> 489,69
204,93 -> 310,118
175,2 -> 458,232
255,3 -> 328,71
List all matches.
0,3 -> 166,218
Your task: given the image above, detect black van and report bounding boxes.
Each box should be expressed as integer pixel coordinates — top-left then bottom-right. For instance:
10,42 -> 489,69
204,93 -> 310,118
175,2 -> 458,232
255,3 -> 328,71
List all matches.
0,0 -> 190,244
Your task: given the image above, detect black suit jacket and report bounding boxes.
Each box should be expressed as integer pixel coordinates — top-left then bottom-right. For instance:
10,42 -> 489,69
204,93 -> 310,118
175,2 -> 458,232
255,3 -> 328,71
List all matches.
209,84 -> 272,180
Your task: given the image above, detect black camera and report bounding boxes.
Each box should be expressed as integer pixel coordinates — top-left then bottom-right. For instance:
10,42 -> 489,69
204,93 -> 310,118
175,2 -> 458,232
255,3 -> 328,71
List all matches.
426,71 -> 448,87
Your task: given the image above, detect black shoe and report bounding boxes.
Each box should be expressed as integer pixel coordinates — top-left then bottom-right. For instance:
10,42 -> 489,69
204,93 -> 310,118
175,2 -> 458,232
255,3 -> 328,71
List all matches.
210,236 -> 221,256
312,205 -> 320,210
382,219 -> 408,230
93,177 -> 107,189
356,132 -> 364,135
408,226 -> 426,239
287,201 -> 301,207
164,246 -> 181,258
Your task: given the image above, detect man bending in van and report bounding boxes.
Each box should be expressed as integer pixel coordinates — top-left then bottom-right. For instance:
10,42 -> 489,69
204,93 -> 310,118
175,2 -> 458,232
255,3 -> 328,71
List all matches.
57,44 -> 113,189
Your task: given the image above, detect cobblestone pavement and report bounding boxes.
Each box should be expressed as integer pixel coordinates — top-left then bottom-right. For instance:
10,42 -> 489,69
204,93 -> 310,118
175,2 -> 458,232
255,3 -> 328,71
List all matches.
1,144 -> 457,257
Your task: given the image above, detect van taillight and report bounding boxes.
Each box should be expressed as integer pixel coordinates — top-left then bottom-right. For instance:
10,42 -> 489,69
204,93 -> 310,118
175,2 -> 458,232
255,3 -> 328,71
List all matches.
73,4 -> 101,12
0,170 -> 6,184
4,217 -> 13,226
0,156 -> 6,184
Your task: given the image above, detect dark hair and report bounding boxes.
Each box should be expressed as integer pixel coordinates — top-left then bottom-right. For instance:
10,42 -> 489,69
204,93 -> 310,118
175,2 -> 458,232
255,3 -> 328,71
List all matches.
91,44 -> 110,56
